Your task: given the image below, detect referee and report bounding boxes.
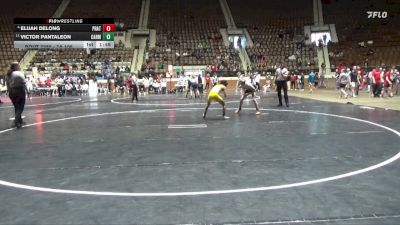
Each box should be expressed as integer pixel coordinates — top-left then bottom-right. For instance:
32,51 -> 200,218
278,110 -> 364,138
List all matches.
5,62 -> 29,128
275,64 -> 290,107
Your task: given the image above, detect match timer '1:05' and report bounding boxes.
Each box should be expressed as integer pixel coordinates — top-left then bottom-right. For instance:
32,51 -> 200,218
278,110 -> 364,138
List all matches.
102,24 -> 114,41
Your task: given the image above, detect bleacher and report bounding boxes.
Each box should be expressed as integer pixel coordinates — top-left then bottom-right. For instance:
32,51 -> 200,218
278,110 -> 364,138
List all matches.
31,47 -> 133,74
147,0 -> 241,73
323,0 -> 400,68
1,0 -> 398,78
228,0 -> 317,71
0,0 -> 61,76
62,0 -> 142,30
27,0 -> 143,72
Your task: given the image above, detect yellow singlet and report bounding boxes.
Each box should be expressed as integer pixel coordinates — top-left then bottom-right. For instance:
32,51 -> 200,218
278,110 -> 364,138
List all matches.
207,84 -> 225,102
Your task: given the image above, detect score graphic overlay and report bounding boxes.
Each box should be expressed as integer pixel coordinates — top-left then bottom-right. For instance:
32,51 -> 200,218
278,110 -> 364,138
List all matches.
14,18 -> 115,49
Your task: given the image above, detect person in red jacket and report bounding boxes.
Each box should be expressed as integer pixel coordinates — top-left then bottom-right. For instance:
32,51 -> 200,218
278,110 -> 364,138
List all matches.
126,76 -> 133,95
371,66 -> 382,97
205,73 -> 211,91
37,78 -> 43,88
210,64 -> 217,73
289,72 -> 297,90
45,77 -> 52,87
383,67 -> 394,97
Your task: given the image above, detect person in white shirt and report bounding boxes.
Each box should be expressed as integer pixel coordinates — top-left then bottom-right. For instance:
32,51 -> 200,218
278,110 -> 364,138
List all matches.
367,70 -> 373,95
0,83 -> 6,104
82,82 -> 89,95
26,77 -> 33,98
56,76 -> 64,97
161,77 -> 167,94
132,74 -> 137,83
190,75 -> 199,98
76,80 -> 82,96
148,76 -> 154,93
152,80 -> 160,94
136,77 -> 143,95
65,81 -> 73,96
176,75 -> 185,93
338,68 -> 350,98
143,76 -> 149,95
212,74 -> 218,86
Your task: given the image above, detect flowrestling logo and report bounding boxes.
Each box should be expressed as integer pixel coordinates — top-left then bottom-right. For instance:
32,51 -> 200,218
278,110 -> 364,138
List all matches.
367,11 -> 388,18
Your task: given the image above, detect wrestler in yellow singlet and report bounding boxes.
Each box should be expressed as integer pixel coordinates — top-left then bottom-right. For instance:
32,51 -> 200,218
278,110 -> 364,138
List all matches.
203,80 -> 228,119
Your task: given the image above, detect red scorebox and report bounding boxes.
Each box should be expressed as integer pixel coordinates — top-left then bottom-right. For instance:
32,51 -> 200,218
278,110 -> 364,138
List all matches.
102,24 -> 115,32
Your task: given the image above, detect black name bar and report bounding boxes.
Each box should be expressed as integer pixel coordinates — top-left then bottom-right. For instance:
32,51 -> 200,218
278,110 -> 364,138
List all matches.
15,32 -> 104,41
15,25 -> 104,32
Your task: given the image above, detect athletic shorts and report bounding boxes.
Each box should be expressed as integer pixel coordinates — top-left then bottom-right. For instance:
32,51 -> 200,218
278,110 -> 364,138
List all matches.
351,82 -> 356,88
208,91 -> 223,102
339,83 -> 346,88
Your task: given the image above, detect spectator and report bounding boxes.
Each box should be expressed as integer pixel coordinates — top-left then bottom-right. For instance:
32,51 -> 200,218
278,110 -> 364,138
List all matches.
383,67 -> 394,97
116,75 -> 124,95
212,74 -> 218,86
205,74 -> 211,90
371,66 -> 382,97
82,82 -> 89,96
290,72 -> 297,90
56,76 -> 64,97
300,72 -> 305,90
65,81 -> 73,96
350,67 -> 359,97
393,70 -> 400,95
308,71 -> 316,93
338,68 -> 350,98
161,77 -> 167,94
